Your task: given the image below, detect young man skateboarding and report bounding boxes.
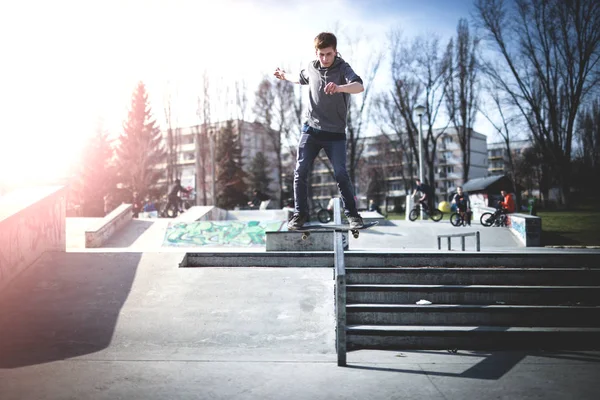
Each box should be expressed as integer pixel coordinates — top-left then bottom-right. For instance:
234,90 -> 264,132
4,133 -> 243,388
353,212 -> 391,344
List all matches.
274,32 -> 365,230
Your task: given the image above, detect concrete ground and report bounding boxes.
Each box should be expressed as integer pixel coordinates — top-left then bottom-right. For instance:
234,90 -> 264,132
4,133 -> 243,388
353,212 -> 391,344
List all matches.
1,251 -> 599,399
67,214 -> 522,253
2,214 -> 599,399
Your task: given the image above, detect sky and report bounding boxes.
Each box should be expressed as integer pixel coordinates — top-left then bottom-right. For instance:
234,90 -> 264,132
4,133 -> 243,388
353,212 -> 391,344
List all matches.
0,0 -> 482,186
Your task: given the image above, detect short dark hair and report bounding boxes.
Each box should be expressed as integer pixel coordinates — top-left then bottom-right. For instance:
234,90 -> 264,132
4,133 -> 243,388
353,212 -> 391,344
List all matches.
314,32 -> 337,51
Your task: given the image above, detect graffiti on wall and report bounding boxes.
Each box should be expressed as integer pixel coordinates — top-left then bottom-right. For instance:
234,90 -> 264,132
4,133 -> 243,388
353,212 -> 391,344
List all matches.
509,217 -> 526,243
0,191 -> 66,289
163,220 -> 286,247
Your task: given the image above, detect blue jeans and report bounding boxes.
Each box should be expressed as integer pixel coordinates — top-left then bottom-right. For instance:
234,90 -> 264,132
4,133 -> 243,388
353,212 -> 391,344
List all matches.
293,128 -> 359,217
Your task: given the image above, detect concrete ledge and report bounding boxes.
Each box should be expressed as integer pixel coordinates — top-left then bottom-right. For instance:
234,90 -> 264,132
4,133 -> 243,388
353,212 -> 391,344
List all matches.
0,186 -> 66,292
266,231 -> 349,251
507,212 -> 542,247
175,206 -> 227,222
474,206 -> 541,247
85,204 -> 133,248
360,211 -> 386,223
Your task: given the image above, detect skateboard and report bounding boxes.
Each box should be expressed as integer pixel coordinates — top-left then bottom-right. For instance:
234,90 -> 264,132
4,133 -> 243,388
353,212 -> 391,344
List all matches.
292,221 -> 379,240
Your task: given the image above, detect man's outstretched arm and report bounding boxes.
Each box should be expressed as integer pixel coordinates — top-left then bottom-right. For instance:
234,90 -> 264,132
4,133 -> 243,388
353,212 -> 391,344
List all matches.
324,81 -> 364,94
274,68 -> 300,84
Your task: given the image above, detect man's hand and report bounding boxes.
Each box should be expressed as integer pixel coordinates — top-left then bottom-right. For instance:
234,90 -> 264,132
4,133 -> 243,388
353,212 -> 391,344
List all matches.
274,68 -> 286,80
324,82 -> 339,94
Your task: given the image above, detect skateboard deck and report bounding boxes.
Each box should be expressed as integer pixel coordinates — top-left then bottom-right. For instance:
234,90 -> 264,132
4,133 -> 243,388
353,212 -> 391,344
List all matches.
291,221 -> 378,239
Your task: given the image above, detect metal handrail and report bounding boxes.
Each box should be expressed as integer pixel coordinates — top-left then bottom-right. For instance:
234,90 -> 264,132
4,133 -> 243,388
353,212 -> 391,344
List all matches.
334,230 -> 346,366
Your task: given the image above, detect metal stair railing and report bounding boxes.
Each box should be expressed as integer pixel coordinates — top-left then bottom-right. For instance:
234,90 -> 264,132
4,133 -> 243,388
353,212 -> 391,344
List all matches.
334,230 -> 346,366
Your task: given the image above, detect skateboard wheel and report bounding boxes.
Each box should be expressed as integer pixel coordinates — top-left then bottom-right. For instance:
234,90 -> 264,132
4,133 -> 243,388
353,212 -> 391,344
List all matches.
302,233 -> 309,240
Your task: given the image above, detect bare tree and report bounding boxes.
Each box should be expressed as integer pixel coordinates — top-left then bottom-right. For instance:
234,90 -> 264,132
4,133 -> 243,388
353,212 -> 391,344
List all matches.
443,18 -> 480,184
343,43 -> 383,187
387,30 -> 450,192
478,87 -> 520,183
475,0 -> 600,208
195,70 -> 212,205
372,91 -> 416,196
235,80 -> 249,121
163,81 -> 181,190
253,75 -> 297,206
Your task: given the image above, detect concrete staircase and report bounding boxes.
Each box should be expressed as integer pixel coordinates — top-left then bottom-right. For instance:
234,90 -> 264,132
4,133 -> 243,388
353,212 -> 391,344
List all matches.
344,266 -> 600,351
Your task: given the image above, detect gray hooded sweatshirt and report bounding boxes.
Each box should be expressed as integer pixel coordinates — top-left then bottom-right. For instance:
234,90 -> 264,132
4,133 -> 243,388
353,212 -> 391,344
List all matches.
299,56 -> 363,135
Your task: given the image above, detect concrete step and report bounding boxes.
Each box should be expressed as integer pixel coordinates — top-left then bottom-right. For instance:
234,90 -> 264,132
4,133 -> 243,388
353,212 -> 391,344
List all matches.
346,284 -> 600,305
345,267 -> 600,285
346,304 -> 600,327
345,325 -> 600,350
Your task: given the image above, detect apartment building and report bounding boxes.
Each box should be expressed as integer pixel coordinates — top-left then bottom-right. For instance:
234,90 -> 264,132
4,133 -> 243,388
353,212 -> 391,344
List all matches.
302,127 -> 488,210
487,139 -> 532,176
435,127 -> 488,201
159,120 -> 280,206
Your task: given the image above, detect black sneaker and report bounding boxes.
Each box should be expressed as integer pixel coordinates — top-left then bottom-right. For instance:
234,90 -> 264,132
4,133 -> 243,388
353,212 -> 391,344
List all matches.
288,213 -> 308,230
348,215 -> 364,229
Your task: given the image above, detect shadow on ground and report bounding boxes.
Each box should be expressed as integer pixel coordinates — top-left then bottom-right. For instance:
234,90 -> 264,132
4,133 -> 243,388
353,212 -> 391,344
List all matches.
347,350 -> 600,379
0,252 -> 141,368
542,231 -> 582,246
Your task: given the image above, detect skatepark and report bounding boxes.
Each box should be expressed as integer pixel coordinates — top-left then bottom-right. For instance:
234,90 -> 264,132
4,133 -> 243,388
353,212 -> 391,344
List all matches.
1,186 -> 600,399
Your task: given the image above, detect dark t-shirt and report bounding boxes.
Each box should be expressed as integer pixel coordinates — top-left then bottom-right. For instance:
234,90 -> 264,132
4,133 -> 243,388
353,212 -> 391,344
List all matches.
169,183 -> 187,198
416,183 -> 433,198
453,193 -> 470,210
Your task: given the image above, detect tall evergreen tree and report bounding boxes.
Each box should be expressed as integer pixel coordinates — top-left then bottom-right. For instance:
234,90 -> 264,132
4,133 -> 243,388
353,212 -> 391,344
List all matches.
70,120 -> 116,216
247,152 -> 272,196
215,120 -> 247,209
115,82 -> 166,201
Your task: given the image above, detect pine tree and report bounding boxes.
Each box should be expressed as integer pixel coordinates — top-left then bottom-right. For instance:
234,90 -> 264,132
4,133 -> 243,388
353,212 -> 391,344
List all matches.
115,82 -> 166,201
216,120 -> 247,209
70,120 -> 116,217
247,152 -> 272,196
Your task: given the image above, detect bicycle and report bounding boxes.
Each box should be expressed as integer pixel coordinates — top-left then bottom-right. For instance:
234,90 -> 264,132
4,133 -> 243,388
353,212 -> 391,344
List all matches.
409,202 -> 443,222
480,208 -> 508,227
450,210 -> 472,227
160,196 -> 192,218
310,201 -> 332,223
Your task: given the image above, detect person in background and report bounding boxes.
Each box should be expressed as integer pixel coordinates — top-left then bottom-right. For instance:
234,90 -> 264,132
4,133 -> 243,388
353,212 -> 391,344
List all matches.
143,197 -> 158,218
248,189 -> 270,209
132,192 -> 143,218
412,178 -> 434,212
498,190 -> 516,213
451,186 -> 471,226
166,179 -> 191,213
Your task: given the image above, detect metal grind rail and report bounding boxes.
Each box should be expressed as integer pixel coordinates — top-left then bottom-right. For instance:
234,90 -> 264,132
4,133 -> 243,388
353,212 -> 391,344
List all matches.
437,231 -> 481,251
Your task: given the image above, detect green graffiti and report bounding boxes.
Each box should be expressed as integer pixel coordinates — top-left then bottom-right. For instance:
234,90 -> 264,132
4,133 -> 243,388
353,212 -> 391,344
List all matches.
163,220 -> 286,247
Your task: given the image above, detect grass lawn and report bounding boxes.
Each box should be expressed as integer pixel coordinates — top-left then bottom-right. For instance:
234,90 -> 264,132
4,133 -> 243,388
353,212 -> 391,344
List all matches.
385,210 -> 600,246
537,210 -> 600,247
